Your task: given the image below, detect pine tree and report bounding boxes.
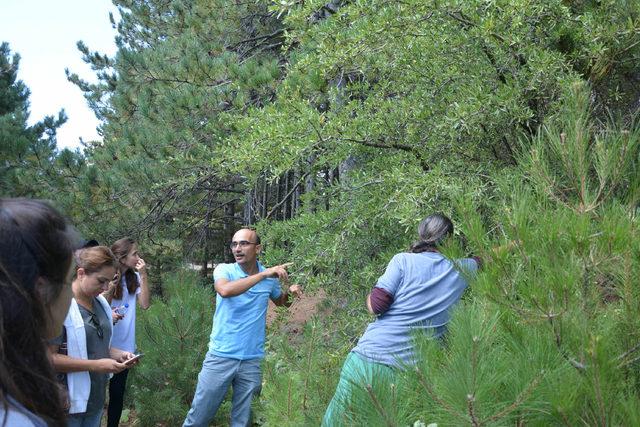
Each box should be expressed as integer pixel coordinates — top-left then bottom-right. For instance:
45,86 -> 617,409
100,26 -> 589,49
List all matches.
0,42 -> 69,197
65,0 -> 287,266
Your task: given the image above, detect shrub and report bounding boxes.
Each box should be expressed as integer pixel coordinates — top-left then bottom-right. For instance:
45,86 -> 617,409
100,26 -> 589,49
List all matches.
128,271 -> 215,425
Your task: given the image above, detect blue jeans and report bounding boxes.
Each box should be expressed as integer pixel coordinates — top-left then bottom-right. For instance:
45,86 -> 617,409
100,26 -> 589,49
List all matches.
183,352 -> 262,427
67,409 -> 103,427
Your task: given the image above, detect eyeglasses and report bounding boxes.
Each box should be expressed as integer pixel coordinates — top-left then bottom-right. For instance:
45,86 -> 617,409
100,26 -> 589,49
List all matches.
229,241 -> 258,249
88,313 -> 104,339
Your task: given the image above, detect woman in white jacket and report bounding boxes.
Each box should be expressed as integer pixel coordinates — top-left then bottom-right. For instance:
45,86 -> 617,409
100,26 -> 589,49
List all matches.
49,246 -> 136,427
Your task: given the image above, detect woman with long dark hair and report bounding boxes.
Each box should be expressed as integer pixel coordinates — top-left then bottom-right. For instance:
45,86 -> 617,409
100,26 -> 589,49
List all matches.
322,213 -> 483,426
0,198 -> 76,427
104,237 -> 151,427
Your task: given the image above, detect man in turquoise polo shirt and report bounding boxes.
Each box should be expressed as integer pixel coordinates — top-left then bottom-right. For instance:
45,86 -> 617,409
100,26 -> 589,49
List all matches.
183,228 -> 302,427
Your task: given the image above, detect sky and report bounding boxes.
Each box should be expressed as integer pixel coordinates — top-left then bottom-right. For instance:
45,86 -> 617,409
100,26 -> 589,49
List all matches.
1,0 -> 119,150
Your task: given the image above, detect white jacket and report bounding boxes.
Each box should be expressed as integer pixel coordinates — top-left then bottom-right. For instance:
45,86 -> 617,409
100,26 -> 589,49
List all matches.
63,295 -> 113,414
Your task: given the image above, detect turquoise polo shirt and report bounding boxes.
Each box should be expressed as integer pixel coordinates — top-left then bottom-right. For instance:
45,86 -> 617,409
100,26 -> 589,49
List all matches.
209,262 -> 282,360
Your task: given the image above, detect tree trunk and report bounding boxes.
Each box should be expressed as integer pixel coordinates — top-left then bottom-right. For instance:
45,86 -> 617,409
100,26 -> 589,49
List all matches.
261,175 -> 268,219
243,188 -> 253,225
202,201 -> 211,277
224,200 -> 236,263
283,172 -> 290,219
305,155 -> 316,213
292,168 -> 301,216
275,176 -> 281,220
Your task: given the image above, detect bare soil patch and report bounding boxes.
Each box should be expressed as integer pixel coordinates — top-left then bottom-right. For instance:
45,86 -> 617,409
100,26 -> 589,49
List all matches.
266,289 -> 327,334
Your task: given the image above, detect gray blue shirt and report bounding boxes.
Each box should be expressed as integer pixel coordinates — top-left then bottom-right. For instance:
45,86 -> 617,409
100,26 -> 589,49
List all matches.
353,251 -> 478,367
210,262 -> 282,359
0,396 -> 47,427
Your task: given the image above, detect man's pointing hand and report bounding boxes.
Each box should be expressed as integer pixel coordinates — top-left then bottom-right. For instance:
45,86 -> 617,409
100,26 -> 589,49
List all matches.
263,262 -> 293,283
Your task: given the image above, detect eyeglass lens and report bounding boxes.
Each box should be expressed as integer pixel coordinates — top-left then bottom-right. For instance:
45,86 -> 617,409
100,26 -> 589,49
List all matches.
229,241 -> 256,249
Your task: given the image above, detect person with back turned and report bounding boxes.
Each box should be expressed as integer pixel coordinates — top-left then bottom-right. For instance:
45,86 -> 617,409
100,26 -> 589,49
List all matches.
322,213 -> 483,426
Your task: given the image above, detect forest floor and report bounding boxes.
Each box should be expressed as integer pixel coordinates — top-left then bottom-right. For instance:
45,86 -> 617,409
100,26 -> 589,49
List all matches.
100,408 -> 135,426
266,288 -> 327,334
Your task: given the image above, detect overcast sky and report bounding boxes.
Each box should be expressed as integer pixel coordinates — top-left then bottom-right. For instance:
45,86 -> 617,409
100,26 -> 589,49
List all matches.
1,0 -> 119,150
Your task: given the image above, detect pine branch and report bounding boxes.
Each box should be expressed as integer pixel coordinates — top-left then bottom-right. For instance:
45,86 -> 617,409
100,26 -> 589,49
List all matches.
617,342 -> 640,362
287,376 -> 292,418
301,324 -> 317,410
547,311 -> 588,371
414,367 -> 468,423
364,384 -> 396,427
467,394 -> 480,427
592,358 -> 607,426
228,28 -> 285,50
471,336 -> 479,391
468,336 -> 480,427
481,370 -> 545,424
617,354 -> 640,369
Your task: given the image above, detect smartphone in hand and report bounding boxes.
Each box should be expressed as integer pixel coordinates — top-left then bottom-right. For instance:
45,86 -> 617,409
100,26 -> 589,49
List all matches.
124,353 -> 144,366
